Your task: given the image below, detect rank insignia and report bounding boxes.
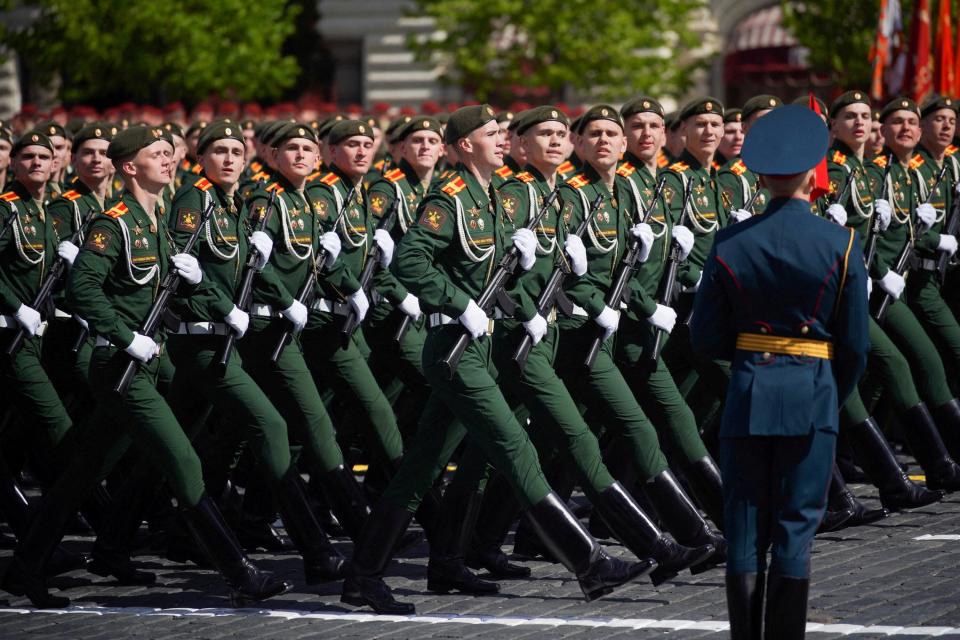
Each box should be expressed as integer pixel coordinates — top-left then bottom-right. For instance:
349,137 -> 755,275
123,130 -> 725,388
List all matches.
255,206 -> 266,222
419,205 -> 447,231
370,195 -> 386,215
176,209 -> 199,232
84,229 -> 112,254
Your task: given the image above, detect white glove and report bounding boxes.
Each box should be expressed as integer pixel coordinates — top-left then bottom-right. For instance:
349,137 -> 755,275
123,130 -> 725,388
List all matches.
877,270 -> 905,300
512,228 -> 537,271
630,222 -> 655,262
522,314 -> 548,346
646,304 -> 677,334
594,305 -> 620,340
730,208 -> 752,223
57,240 -> 79,267
320,231 -> 341,268
916,203 -> 936,229
866,277 -> 873,297
564,234 -> 588,276
348,289 -> 369,324
171,253 -> 202,285
458,299 -> 488,340
374,229 -> 394,268
826,204 -> 848,226
938,234 -> 958,257
398,293 -> 422,320
874,199 -> 892,231
224,305 -> 249,338
14,304 -> 41,336
125,332 -> 158,363
671,226 -> 694,261
249,231 -> 273,270
281,300 -> 308,332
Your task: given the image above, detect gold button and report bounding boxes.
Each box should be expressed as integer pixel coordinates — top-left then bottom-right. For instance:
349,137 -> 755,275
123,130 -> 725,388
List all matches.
759,326 -> 768,334
800,325 -> 809,335
762,352 -> 771,359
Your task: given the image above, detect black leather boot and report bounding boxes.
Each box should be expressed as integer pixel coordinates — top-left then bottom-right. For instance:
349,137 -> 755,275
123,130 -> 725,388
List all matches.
465,474 -> 530,578
87,471 -> 160,586
846,417 -> 943,510
764,572 -> 809,640
933,399 -> 960,462
901,403 -> 960,491
817,507 -> 854,533
427,488 -> 499,595
681,456 -> 725,531
726,572 -> 764,640
341,501 -> 416,614
273,469 -> 346,584
1,556 -> 70,608
642,470 -> 726,574
181,494 -> 292,606
826,464 -> 888,528
522,492 -> 654,602
236,476 -> 291,552
593,482 -> 714,586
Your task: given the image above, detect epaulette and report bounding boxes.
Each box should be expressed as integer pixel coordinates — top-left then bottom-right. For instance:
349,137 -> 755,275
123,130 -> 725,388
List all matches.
305,170 -> 322,182
61,189 -> 83,201
871,155 -> 887,168
557,160 -> 575,175
374,159 -> 386,171
908,154 -> 924,170
190,164 -> 202,174
0,191 -> 19,202
494,166 -> 514,179
251,170 -> 270,182
656,152 -> 669,169
193,177 -> 213,192
730,159 -> 747,176
179,159 -> 192,171
320,172 -> 340,187
105,202 -> 128,219
946,144 -> 958,157
832,150 -> 847,166
711,160 -> 721,171
384,168 -> 405,183
668,161 -> 690,173
249,160 -> 263,173
265,182 -> 284,194
514,171 -> 535,183
441,176 -> 467,196
616,161 -> 635,178
566,174 -> 590,189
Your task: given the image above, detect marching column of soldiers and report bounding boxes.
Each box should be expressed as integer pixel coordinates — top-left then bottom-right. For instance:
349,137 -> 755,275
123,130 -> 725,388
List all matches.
0,89 -> 958,640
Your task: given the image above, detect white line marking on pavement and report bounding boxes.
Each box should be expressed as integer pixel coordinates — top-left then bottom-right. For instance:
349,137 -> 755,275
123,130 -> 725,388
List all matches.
1,606 -> 959,635
913,534 -> 960,541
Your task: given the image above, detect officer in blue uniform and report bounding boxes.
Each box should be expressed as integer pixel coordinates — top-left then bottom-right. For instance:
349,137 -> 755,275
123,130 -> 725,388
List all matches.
690,105 -> 869,640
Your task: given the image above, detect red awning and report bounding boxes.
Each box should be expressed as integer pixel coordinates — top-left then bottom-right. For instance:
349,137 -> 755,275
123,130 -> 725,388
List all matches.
727,4 -> 798,53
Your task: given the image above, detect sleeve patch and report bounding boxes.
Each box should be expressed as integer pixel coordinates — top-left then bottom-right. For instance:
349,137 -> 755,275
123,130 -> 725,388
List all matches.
313,199 -> 328,218
84,228 -> 113,254
418,204 -> 447,231
370,194 -> 387,215
502,195 -> 518,215
176,208 -> 201,232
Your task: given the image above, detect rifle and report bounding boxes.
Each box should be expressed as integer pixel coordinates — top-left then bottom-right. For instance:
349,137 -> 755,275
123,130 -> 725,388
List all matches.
112,201 -> 215,395
438,186 -> 561,379
512,192 -> 604,372
647,178 -> 690,365
740,186 -> 762,216
936,169 -> 960,286
0,209 -> 17,242
5,207 -> 96,356
215,189 -> 277,368
584,176 -> 691,369
874,161 -> 948,322
270,184 -> 357,362
863,155 -> 894,273
340,196 -> 400,348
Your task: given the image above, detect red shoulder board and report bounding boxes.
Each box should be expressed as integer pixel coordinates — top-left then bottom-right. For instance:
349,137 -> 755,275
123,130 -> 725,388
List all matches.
730,159 -> 747,176
832,150 -> 847,166
265,182 -> 285,194
557,160 -> 574,175
656,152 -> 669,169
566,174 -> 590,189
104,202 -> 128,219
249,160 -> 263,173
668,161 -> 690,173
946,144 -> 958,157
515,171 -> 535,183
711,160 -> 720,171
179,159 -> 192,171
305,170 -> 322,182
0,191 -> 19,202
191,164 -> 202,174
495,166 -> 514,179
251,170 -> 270,182
908,154 -> 924,170
441,176 -> 467,196
61,190 -> 83,201
193,177 -> 213,192
616,161 -> 635,178
384,168 -> 405,183
320,172 -> 340,187
872,155 -> 888,168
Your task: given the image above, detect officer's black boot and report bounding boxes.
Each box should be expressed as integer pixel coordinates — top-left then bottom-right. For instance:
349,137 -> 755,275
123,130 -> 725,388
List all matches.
236,478 -> 290,552
726,572 -> 765,640
846,417 -> 943,510
681,455 -> 725,531
593,482 -> 714,587
816,507 -> 855,533
642,470 -> 727,574
512,461 -> 577,562
181,493 -> 292,606
522,492 -> 654,602
88,481 -> 157,586
901,403 -> 960,491
341,501 -> 416,614
827,464 -> 888,528
387,456 -> 443,545
273,468 -> 346,584
933,399 -> 960,462
465,473 -> 530,578
764,572 -> 809,640
427,488 -> 499,595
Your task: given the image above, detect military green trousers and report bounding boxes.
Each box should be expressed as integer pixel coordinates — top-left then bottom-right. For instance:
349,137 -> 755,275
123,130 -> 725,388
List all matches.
39,318 -> 93,420
907,270 -> 960,382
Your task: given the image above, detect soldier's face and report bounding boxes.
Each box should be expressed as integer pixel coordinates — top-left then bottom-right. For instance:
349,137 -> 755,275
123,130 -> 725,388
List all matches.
718,121 -> 743,159
881,111 -> 921,154
274,138 -> 319,181
869,120 -> 883,154
243,129 -> 256,162
0,140 -> 11,171
402,130 -> 443,172
49,135 -> 67,174
682,114 -> 723,158
129,140 -> 174,189
201,139 -> 245,188
460,120 -> 504,172
579,120 -> 626,170
73,139 -> 110,182
12,146 -> 53,187
171,135 -> 187,167
509,129 -> 526,164
520,122 -> 568,170
830,104 -> 872,150
331,135 -> 374,181
921,109 -> 957,150
499,121 -> 512,155
624,112 -> 665,162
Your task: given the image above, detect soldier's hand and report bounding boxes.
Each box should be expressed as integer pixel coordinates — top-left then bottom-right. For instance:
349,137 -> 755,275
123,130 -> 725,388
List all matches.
250,231 -> 273,271
522,314 -> 548,345
14,304 -> 41,336
564,235 -> 588,276
730,208 -> 752,224
172,253 -> 202,285
874,199 -> 892,231
672,226 -> 694,261
57,240 -> 80,267
125,332 -> 158,363
398,293 -> 422,321
374,229 -> 394,268
877,270 -> 905,299
281,300 -> 308,333
630,222 -> 654,262
320,232 -> 341,267
348,289 -> 369,323
647,304 -> 677,334
458,299 -> 488,340
866,276 -> 873,297
594,305 -> 620,340
512,228 -> 537,271
916,203 -> 936,229
938,234 -> 958,257
225,305 -> 249,338
826,204 -> 848,226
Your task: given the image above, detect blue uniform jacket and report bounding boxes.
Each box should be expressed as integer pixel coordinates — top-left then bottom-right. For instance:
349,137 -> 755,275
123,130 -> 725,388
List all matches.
689,196 -> 869,438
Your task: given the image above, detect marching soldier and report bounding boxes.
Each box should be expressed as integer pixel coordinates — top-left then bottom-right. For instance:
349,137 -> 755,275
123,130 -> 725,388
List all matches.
0,123 -> 13,189
717,95 -> 782,216
715,108 -> 742,167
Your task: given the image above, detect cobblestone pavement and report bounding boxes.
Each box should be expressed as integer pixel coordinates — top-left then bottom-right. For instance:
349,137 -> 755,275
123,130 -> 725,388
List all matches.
2,484 -> 960,639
